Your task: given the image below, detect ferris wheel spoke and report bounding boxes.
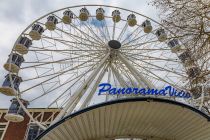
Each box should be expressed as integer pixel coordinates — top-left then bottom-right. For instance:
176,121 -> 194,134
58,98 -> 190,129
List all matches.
74,16 -> 106,46
30,62 -> 97,103
87,17 -> 107,44
29,46 -> 105,59
116,62 -> 138,87
28,47 -> 105,53
118,53 -> 155,88
80,63 -> 108,109
52,52 -> 110,123
55,27 -> 103,47
139,64 -> 186,91
97,21 -> 109,42
122,28 -> 159,46
22,62 -> 96,82
127,56 -> 187,90
41,64 -> 96,102
122,37 -> 158,49
124,52 -> 179,63
120,26 -> 142,45
21,51 -> 103,69
103,18 -> 111,40
112,21 -> 116,40
110,63 -> 127,87
125,54 -> 187,78
42,35 -> 103,49
36,21 -> 102,47
117,23 -> 128,42
20,55 -> 103,94
70,22 -> 106,47
69,12 -> 107,46
123,46 -> 169,55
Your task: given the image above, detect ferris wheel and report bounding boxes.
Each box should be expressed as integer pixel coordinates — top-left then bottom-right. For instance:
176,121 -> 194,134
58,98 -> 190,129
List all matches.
0,5 -> 209,130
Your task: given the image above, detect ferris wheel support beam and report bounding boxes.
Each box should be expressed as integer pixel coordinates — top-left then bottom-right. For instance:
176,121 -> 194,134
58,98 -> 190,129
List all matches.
118,53 -> 155,89
80,63 -> 108,109
199,83 -> 205,110
110,64 -> 128,87
52,53 -> 110,124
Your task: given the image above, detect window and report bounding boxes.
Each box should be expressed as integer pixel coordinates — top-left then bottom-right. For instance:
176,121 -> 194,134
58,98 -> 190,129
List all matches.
26,124 -> 44,140
0,123 -> 7,139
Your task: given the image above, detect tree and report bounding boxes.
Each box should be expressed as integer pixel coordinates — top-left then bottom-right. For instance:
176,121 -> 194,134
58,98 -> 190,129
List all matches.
150,0 -> 210,112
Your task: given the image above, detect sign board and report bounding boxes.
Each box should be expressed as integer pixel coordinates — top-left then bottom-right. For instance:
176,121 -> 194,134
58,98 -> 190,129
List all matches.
98,83 -> 191,99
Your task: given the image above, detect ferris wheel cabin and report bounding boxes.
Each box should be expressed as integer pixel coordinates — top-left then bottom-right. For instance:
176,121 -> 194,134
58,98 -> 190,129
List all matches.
168,39 -> 182,53
127,14 -> 137,27
79,8 -> 90,21
3,53 -> 24,73
0,74 -> 22,96
112,10 -> 121,23
15,36 -> 32,54
62,10 -> 74,24
29,24 -> 44,40
155,28 -> 167,42
96,8 -> 105,21
142,20 -> 153,33
4,98 -> 29,122
45,16 -> 58,31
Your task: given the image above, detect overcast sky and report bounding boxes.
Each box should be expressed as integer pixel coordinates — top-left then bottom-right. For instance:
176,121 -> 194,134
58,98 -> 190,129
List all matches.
0,0 -> 159,108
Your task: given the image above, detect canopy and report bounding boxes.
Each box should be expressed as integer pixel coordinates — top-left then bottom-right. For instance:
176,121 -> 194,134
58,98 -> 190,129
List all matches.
36,97 -> 210,140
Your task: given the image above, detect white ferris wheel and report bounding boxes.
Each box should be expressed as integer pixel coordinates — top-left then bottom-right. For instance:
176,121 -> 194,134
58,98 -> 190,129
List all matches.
0,5 -> 209,131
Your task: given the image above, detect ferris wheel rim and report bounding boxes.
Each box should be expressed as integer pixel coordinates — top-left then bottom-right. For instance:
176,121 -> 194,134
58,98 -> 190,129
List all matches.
11,4 -> 179,49
4,4 -> 196,130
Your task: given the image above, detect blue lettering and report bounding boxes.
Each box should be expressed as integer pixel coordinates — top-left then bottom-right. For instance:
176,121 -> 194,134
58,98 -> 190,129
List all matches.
133,88 -> 139,94
146,88 -> 158,95
159,89 -> 167,96
97,83 -> 191,99
139,88 -> 146,95
117,88 -> 126,94
125,88 -> 133,94
98,83 -> 111,95
109,88 -> 117,94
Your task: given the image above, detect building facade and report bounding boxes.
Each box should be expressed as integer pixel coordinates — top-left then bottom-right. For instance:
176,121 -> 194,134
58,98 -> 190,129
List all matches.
0,108 -> 59,140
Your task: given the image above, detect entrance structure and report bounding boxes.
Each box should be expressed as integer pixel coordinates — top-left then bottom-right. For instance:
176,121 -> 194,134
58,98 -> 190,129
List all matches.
37,98 -> 210,140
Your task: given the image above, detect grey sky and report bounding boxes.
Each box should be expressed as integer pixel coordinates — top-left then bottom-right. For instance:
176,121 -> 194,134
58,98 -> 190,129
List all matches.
0,0 -> 158,108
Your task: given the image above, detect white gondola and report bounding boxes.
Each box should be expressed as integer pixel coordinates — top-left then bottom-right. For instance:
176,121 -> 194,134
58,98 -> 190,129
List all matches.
205,10 -> 210,20
112,10 -> 121,23
79,8 -> 89,21
96,8 -> 105,21
29,24 -> 44,40
127,14 -> 137,27
206,84 -> 210,95
204,20 -> 210,34
4,98 -> 29,122
14,36 -> 32,54
191,84 -> 210,101
178,50 -> 193,68
4,53 -> 24,73
62,10 -> 74,24
186,66 -> 200,79
45,16 -> 58,31
0,74 -> 22,96
142,20 -> 152,33
190,85 -> 202,99
168,39 -> 181,53
155,28 -> 167,42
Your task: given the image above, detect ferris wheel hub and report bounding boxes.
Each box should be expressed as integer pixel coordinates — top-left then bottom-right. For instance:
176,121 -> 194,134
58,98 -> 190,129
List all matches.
108,40 -> 121,49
